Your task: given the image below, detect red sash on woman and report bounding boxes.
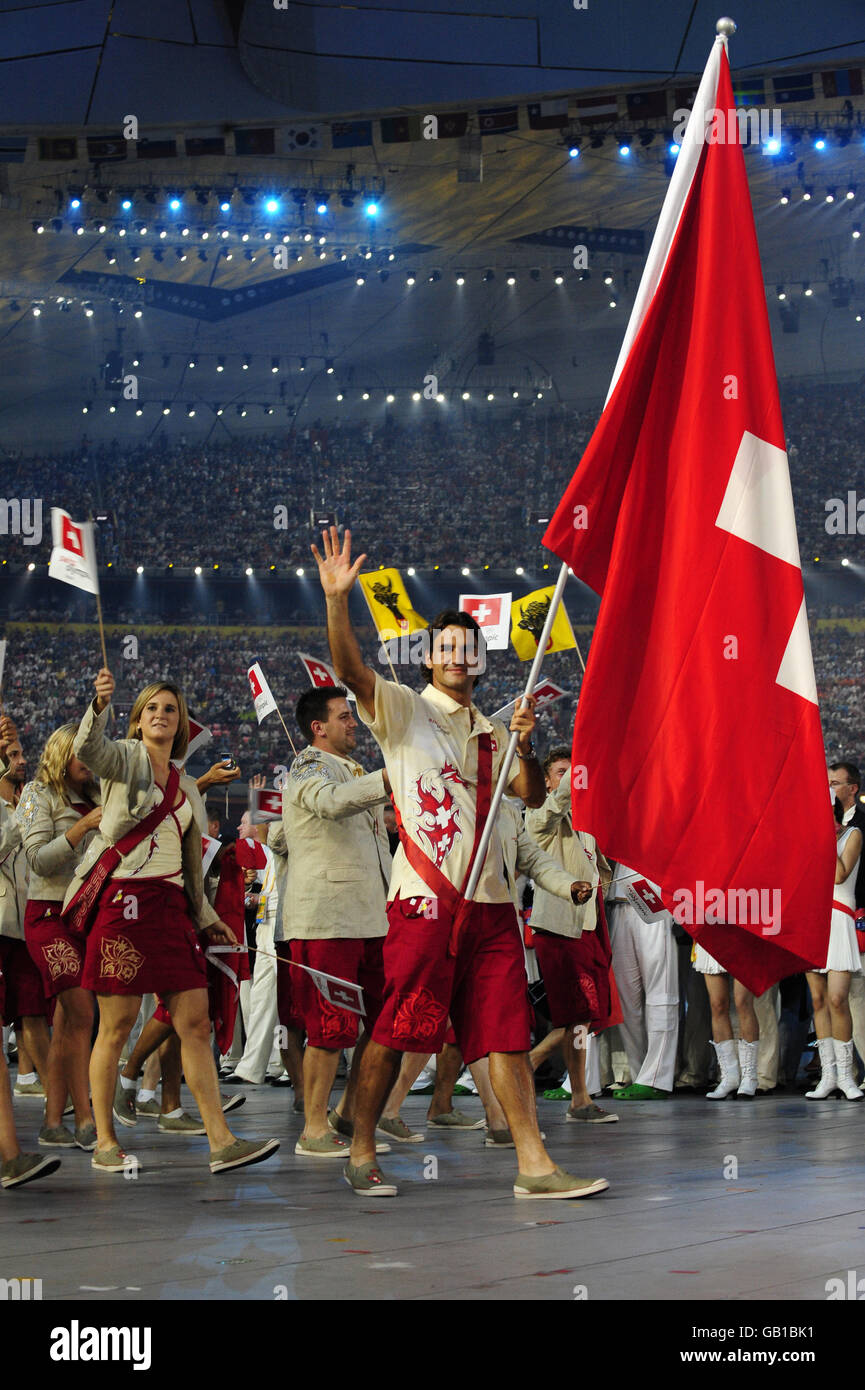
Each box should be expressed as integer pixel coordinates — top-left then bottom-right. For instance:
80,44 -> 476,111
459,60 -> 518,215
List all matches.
392,733 -> 493,957
63,765 -> 181,938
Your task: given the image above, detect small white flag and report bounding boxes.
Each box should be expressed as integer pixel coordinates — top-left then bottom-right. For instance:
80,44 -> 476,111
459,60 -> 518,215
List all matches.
297,652 -> 355,701
201,833 -> 221,877
491,678 -> 570,724
459,592 -> 511,651
172,716 -> 213,769
617,869 -> 669,923
248,662 -> 277,723
48,510 -> 99,595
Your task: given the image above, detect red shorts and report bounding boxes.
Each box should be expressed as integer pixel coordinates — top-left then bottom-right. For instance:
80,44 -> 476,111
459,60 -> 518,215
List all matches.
532,928 -> 611,1031
275,943 -> 303,1034
24,900 -> 85,998
0,936 -> 51,1022
82,880 -> 207,997
288,936 -> 384,1049
372,899 -> 532,1065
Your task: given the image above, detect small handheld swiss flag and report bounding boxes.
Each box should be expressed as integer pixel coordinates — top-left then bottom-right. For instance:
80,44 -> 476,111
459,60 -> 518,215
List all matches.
48,509 -> 99,595
459,592 -> 511,651
248,662 -> 277,724
297,652 -> 356,702
249,785 -> 283,822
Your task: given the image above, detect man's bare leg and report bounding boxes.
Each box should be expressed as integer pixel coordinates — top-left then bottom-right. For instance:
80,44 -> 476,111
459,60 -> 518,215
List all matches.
528,1027 -> 565,1073
381,1052 -> 430,1120
489,1052 -> 556,1177
279,1027 -> 305,1101
334,1030 -> 371,1125
159,1035 -> 183,1113
301,1046 -> 341,1140
349,1039 -> 401,1165
468,1056 -> 508,1131
564,1024 -> 591,1109
427,1042 -> 463,1120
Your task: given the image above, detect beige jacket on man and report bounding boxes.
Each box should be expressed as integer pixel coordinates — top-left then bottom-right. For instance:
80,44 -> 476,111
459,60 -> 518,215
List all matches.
18,780 -> 101,902
61,700 -> 220,931
0,796 -> 27,939
281,745 -> 392,940
498,798 -> 578,914
524,777 -> 610,939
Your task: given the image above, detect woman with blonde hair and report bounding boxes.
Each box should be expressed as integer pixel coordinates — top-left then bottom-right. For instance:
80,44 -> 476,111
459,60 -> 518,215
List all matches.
18,722 -> 103,1150
63,668 -> 279,1175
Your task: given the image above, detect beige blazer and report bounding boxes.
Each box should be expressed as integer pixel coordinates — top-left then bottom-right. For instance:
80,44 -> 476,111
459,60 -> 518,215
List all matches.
281,746 -> 392,940
61,700 -> 220,931
524,778 -> 610,939
0,797 -> 27,939
18,780 -> 101,902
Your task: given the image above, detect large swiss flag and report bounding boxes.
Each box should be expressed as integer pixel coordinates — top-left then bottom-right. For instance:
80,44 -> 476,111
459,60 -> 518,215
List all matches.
542,35 -> 834,993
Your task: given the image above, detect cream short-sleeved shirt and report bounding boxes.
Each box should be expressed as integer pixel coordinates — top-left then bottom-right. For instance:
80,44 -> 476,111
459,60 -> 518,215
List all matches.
357,672 -> 517,904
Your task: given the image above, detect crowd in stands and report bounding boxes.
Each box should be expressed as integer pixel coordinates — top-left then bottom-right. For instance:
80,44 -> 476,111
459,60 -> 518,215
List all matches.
1,380 -> 862,573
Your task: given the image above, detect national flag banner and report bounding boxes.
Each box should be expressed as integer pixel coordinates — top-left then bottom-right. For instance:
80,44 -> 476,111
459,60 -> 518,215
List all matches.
135,137 -> 178,159
490,678 -> 570,724
626,89 -> 668,120
86,135 -> 127,163
478,106 -> 519,135
527,99 -> 569,130
281,125 -> 321,152
201,834 -> 221,877
575,94 -> 619,125
773,72 -> 815,103
0,136 -> 27,163
48,510 -> 99,595
185,133 -> 226,157
247,662 -> 277,723
330,120 -> 373,149
358,568 -> 426,642
459,592 -> 511,650
380,114 -> 421,143
297,652 -> 356,701
436,112 -> 469,139
541,33 -> 835,993
248,785 -> 283,823
233,128 -> 275,156
731,78 -> 767,108
510,587 -> 576,661
39,137 -> 77,160
822,68 -> 863,99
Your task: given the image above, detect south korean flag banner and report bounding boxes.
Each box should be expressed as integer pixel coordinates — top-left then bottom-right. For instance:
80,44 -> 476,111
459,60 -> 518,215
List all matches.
297,652 -> 355,701
48,510 -> 99,595
619,869 -> 670,923
248,662 -> 277,723
459,592 -> 511,651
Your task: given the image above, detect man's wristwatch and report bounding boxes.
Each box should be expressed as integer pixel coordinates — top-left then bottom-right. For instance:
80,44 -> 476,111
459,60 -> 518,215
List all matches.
516,742 -> 537,760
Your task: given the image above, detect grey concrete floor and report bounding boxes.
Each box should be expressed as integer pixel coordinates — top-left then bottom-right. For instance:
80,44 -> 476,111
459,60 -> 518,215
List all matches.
3,1088 -> 865,1302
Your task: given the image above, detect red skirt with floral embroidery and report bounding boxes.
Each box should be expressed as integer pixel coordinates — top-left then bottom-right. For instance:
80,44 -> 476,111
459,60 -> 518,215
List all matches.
81,879 -> 207,996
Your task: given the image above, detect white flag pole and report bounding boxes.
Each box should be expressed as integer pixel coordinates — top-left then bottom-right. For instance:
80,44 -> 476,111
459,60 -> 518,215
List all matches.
463,559 -> 570,903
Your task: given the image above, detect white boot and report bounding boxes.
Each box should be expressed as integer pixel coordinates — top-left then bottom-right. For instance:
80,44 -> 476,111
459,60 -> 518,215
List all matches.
833,1039 -> 864,1101
736,1039 -> 759,1098
706,1040 -> 740,1099
805,1038 -> 837,1098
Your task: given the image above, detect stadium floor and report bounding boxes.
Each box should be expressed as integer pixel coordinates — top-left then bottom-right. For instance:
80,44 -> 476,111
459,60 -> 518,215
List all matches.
4,1088 -> 863,1302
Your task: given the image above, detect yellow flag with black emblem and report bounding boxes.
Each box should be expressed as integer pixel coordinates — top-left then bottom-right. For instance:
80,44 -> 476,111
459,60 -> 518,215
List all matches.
510,586 -> 577,660
358,567 -> 427,642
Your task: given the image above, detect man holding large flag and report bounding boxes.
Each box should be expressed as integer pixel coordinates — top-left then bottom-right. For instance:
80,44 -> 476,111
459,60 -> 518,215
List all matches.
541,21 -> 835,993
312,526 -> 609,1203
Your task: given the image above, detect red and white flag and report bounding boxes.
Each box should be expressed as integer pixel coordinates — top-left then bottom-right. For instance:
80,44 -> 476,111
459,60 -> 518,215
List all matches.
249,785 -> 282,823
542,33 -> 834,993
173,716 -> 212,769
248,662 -> 277,723
200,833 -> 221,877
296,652 -> 356,701
459,592 -> 511,651
491,678 -> 570,724
48,509 -> 99,595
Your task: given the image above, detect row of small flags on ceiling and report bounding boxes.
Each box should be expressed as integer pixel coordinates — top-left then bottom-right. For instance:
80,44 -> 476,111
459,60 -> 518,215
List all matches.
1,68 -> 861,165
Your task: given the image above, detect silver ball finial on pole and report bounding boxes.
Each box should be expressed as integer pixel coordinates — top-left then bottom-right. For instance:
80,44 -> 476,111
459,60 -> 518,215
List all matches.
716,17 -> 737,37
